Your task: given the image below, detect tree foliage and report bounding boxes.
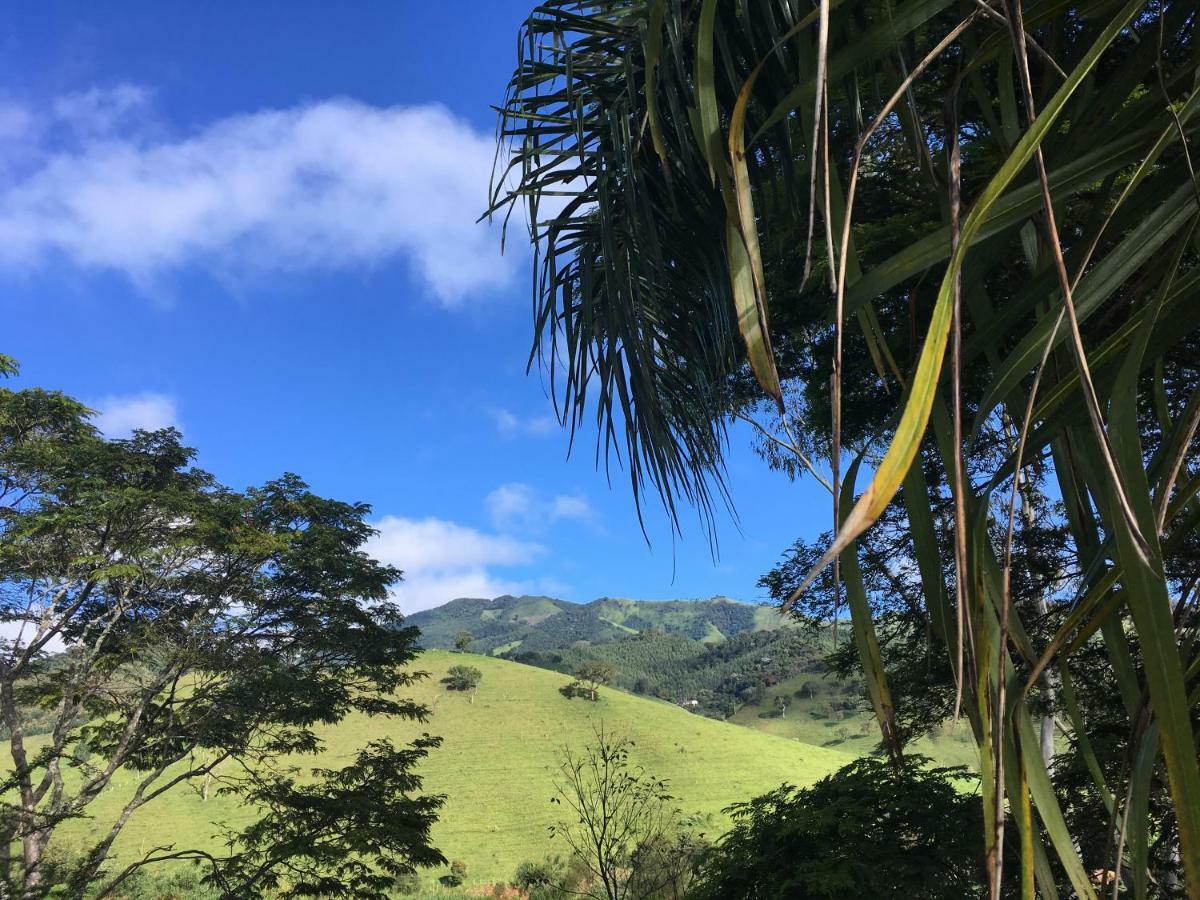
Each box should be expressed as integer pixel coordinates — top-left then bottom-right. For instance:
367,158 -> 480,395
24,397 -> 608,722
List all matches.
493,0 -> 1200,894
0,371 -> 444,898
442,664 -> 483,700
562,661 -> 617,701
689,757 -> 996,899
549,729 -> 684,900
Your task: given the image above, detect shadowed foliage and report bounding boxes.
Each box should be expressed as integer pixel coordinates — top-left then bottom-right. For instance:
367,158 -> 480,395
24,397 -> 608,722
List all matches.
493,0 -> 1200,895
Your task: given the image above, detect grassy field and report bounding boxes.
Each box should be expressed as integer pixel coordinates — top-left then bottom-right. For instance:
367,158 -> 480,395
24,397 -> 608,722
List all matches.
729,670 -> 980,769
41,650 -> 856,891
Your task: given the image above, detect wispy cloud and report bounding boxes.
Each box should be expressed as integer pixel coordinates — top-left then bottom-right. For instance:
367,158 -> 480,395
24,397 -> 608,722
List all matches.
367,515 -> 544,614
0,87 -> 516,303
52,83 -> 152,137
491,408 -> 559,438
485,482 -> 595,531
92,392 -> 177,437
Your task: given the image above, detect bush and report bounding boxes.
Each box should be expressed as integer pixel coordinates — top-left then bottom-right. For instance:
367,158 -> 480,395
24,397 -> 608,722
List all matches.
439,858 -> 468,887
511,855 -> 591,900
442,665 -> 482,693
512,859 -> 556,889
689,757 -> 1002,899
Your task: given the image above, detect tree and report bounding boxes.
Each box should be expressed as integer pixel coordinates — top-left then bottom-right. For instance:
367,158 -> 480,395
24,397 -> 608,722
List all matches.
773,695 -> 788,719
689,757 -> 997,899
0,371 -> 444,898
442,665 -> 482,702
492,1 -> 1200,894
572,661 -> 615,701
454,630 -> 473,653
549,728 -> 682,900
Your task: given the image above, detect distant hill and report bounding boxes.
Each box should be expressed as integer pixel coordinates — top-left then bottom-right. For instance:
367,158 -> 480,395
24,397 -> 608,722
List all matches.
406,596 -> 979,774
407,595 -> 827,723
49,650 -> 854,890
406,594 -> 785,655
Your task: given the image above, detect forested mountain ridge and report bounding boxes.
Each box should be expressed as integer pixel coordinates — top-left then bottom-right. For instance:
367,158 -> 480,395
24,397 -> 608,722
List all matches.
406,594 -> 785,654
408,595 -> 857,727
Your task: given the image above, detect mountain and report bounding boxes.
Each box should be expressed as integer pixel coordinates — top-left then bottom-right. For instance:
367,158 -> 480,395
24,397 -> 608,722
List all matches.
57,650 -> 854,890
407,596 -> 979,772
405,594 -> 786,655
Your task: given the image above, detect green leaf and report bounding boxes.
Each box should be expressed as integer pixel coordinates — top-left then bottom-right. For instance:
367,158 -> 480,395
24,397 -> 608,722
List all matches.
787,0 -> 1148,600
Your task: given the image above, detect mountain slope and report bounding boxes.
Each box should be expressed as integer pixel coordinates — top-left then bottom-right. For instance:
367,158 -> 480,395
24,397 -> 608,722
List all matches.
406,594 -> 783,655
48,651 -> 854,890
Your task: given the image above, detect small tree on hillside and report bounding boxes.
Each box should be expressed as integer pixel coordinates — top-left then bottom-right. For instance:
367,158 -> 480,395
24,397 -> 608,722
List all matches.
563,661 -> 615,701
774,695 -> 789,719
454,631 -> 473,653
442,665 -> 482,702
0,373 -> 445,899
549,728 -> 681,900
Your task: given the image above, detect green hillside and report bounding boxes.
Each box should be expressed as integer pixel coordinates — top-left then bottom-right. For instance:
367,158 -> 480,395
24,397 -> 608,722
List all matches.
44,651 -> 854,891
508,626 -> 827,709
410,598 -> 977,777
728,671 -> 981,769
406,594 -> 782,655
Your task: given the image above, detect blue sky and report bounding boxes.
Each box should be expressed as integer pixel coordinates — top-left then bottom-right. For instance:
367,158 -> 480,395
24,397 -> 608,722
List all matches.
0,2 -> 830,612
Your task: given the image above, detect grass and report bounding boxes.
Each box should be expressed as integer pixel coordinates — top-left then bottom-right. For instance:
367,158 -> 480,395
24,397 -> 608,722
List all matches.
35,651 -> 856,891
729,671 -> 980,769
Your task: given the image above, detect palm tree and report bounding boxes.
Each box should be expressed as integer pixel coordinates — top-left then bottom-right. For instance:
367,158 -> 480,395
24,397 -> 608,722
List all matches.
491,1 -> 1200,897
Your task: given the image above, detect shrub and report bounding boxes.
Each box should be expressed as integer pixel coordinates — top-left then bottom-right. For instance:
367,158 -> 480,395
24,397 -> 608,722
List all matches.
443,665 -> 483,693
689,757 -> 1001,899
439,858 -> 468,887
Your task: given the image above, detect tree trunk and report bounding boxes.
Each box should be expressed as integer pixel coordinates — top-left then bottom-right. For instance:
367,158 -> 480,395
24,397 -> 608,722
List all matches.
21,830 -> 46,897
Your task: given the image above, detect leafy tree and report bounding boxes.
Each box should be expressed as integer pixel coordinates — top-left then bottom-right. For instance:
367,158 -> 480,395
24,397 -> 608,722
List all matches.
561,660 -> 616,702
0,372 -> 444,898
549,728 -> 682,900
442,665 -> 483,701
689,758 -> 998,899
773,695 -> 788,719
454,630 -> 473,653
492,0 -> 1200,893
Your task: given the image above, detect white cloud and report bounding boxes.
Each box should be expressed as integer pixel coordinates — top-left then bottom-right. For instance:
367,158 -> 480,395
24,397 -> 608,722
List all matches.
485,483 -> 537,528
491,407 -> 559,438
52,84 -> 151,137
485,482 -> 594,531
367,515 -> 544,613
550,494 -> 592,521
0,89 -> 517,304
92,392 -> 177,437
